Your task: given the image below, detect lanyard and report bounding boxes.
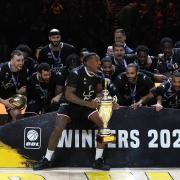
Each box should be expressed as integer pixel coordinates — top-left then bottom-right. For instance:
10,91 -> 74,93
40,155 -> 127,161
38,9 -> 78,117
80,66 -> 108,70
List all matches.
113,57 -> 127,68
130,84 -> 136,103
8,62 -> 19,90
36,74 -> 48,102
49,42 -> 63,67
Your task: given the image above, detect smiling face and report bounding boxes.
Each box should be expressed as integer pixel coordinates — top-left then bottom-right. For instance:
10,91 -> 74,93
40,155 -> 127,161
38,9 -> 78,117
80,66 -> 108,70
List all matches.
172,76 -> 180,91
11,54 -> 24,71
101,61 -> 113,77
38,70 -> 51,83
114,32 -> 126,46
126,66 -> 137,83
162,42 -> 173,59
137,51 -> 148,65
113,46 -> 125,60
49,34 -> 61,47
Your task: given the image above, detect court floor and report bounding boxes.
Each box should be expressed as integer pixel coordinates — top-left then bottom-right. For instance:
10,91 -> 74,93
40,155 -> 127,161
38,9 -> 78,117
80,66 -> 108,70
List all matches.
0,168 -> 180,180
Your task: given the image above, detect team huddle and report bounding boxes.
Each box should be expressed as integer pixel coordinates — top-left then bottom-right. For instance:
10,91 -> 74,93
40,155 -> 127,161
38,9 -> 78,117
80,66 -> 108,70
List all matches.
0,28 -> 180,170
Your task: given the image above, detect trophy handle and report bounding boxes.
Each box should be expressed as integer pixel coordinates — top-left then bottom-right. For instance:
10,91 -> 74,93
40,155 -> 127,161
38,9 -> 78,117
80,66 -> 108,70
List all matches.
113,95 -> 117,103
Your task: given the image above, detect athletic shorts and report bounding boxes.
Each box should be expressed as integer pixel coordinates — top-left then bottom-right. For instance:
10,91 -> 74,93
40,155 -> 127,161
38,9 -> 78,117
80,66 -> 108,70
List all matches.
57,104 -> 97,121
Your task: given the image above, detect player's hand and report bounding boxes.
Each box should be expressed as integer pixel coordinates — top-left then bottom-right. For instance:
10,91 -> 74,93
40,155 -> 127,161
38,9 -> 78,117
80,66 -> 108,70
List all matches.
51,96 -> 60,104
86,100 -> 99,109
131,102 -> 142,110
112,102 -> 120,110
16,86 -> 27,94
151,103 -> 163,112
2,98 -> 15,109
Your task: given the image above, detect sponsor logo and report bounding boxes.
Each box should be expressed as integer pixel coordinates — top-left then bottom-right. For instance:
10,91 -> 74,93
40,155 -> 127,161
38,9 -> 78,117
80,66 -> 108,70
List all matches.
24,127 -> 41,149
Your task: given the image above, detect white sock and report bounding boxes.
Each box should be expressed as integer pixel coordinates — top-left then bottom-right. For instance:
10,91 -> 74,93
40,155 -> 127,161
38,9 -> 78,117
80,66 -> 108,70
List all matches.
45,149 -> 54,161
95,148 -> 104,160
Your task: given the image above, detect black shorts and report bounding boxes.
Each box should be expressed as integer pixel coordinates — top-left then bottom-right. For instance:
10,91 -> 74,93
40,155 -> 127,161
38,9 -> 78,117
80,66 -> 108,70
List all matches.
57,104 -> 97,121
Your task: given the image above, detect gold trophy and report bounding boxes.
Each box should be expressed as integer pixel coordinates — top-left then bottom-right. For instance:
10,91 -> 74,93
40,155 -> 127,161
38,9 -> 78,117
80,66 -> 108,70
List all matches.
9,94 -> 27,110
96,79 -> 117,143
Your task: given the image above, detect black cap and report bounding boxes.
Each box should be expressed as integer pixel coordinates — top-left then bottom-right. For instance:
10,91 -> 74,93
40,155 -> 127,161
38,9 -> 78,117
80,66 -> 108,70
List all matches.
49,29 -> 61,36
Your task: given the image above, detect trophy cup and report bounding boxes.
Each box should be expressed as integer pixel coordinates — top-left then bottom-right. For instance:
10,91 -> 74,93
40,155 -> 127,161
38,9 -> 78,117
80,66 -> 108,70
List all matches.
96,80 -> 117,143
9,94 -> 27,110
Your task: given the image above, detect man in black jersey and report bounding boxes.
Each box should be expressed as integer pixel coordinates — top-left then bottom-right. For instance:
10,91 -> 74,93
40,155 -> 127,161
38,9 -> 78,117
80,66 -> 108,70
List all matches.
101,55 -> 120,83
0,50 -> 28,121
132,72 -> 180,111
135,45 -> 158,73
38,28 -> 76,71
26,63 -> 64,114
112,63 -> 154,106
114,29 -> 134,54
33,53 -> 111,171
16,44 -> 38,77
157,37 -> 180,76
112,44 -> 134,74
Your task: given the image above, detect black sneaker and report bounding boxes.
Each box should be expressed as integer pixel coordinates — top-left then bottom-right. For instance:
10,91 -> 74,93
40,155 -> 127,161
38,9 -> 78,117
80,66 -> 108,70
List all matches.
92,158 -> 110,171
33,157 -> 51,170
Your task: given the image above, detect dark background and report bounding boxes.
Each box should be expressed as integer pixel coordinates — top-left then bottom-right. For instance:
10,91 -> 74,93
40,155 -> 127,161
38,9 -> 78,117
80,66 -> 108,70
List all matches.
0,0 -> 180,60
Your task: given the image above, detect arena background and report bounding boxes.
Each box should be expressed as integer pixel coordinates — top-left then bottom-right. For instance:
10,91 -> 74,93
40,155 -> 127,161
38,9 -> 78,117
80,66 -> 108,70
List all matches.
0,0 -> 180,61
1,0 -> 180,179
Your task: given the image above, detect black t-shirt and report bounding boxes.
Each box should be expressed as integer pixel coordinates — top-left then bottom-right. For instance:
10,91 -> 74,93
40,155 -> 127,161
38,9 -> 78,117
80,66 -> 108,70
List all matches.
27,71 -> 64,104
38,42 -> 76,69
151,80 -> 180,109
113,72 -> 154,105
0,62 -> 28,99
65,66 -> 102,103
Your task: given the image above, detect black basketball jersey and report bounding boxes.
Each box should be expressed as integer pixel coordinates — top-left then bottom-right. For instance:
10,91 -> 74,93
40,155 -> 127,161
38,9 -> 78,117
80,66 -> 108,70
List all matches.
27,71 -> 65,104
38,43 -> 76,69
66,65 -> 102,101
0,62 -> 28,99
151,79 -> 180,109
113,72 -> 154,105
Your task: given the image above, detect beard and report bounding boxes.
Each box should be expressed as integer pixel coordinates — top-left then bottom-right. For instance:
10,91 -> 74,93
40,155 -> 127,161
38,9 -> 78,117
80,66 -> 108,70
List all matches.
128,77 -> 136,84
51,41 -> 60,47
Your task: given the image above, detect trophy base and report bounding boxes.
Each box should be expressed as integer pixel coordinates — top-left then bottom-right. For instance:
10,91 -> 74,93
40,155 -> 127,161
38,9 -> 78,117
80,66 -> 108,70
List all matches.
96,134 -> 116,144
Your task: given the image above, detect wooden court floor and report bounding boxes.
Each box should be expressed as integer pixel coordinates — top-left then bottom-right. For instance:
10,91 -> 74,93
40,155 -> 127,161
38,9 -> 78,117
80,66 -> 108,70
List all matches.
0,168 -> 180,180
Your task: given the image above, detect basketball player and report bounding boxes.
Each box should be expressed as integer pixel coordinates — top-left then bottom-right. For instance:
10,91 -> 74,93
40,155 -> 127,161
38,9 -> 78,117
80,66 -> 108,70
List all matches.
0,50 -> 28,121
26,63 -> 65,114
38,28 -> 77,70
112,63 -> 154,106
33,53 -> 111,170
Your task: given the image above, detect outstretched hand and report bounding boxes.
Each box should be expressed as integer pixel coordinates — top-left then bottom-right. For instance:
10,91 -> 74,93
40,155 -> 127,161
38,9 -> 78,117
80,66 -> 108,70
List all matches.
151,103 -> 163,112
131,102 -> 142,110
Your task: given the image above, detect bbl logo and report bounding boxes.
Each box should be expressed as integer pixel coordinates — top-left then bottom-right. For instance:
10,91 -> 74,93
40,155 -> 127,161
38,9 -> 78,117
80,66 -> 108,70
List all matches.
24,127 -> 41,149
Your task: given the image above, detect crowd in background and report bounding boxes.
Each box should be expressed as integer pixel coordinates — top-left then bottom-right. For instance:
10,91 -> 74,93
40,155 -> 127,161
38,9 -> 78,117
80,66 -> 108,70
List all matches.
0,0 -> 180,61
